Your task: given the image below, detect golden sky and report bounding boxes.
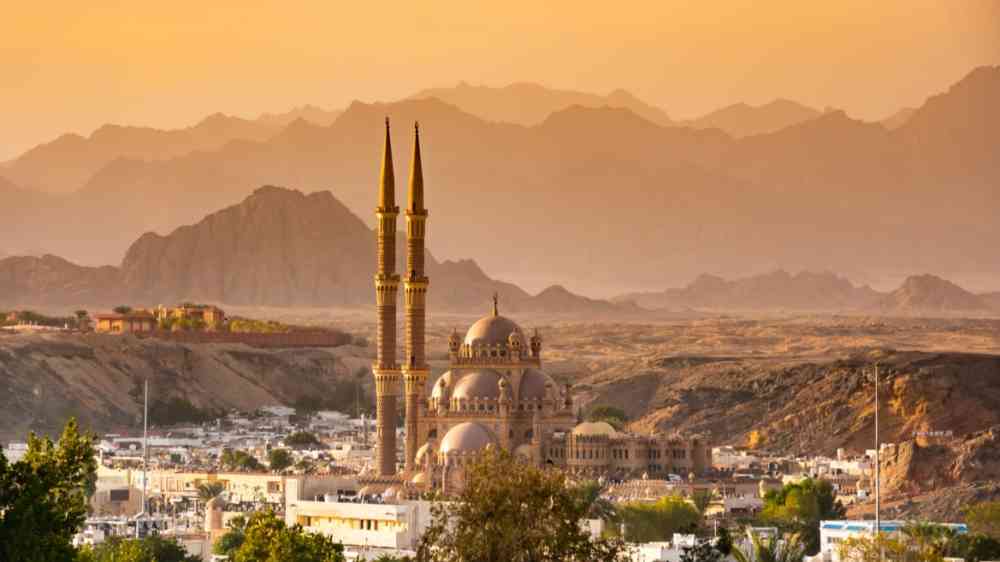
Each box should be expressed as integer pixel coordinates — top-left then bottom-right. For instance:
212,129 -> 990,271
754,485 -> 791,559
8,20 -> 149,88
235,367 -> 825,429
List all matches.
2,0 -> 998,160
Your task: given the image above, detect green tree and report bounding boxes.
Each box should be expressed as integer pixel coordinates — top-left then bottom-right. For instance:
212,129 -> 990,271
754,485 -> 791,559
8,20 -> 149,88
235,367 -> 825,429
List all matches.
77,535 -> 200,562
732,531 -> 806,562
681,539 -> 724,562
760,478 -> 844,555
213,515 -> 247,557
576,480 -> 618,521
268,448 -> 294,472
416,448 -> 628,562
285,431 -> 322,448
220,449 -> 262,472
613,495 -> 700,542
716,527 -> 733,556
230,510 -> 345,562
952,532 -> 1000,562
113,305 -> 132,314
0,418 -> 97,562
691,488 -> 715,518
966,501 -> 1000,540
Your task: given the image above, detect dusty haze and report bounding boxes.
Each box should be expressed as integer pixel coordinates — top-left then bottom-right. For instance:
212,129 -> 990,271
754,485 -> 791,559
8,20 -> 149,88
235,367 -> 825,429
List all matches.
3,1 -> 998,160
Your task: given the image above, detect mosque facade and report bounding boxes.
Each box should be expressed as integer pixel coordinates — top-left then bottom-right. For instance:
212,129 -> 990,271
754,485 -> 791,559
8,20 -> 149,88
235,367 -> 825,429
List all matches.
367,120 -> 710,495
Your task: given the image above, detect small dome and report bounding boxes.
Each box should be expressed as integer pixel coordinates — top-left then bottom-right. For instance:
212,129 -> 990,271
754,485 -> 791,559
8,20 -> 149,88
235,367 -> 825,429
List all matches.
572,421 -> 618,438
464,315 -> 523,346
519,368 -> 554,400
452,369 -> 503,400
410,472 -> 428,485
415,442 -> 432,465
440,422 -> 496,454
430,371 -> 456,400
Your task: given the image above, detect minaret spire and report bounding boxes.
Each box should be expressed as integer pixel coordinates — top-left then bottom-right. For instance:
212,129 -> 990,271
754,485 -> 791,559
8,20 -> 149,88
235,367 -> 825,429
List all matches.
373,118 -> 400,477
408,121 -> 424,213
403,121 -> 430,474
378,117 -> 395,210
492,293 -> 499,316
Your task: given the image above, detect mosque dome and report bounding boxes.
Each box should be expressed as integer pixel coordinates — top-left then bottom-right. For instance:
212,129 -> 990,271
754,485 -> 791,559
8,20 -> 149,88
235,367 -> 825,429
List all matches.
518,368 -> 554,400
415,442 -> 432,466
464,315 -> 524,347
410,472 -> 428,485
430,371 -> 456,400
440,422 -> 496,454
572,421 -> 618,438
451,369 -> 503,400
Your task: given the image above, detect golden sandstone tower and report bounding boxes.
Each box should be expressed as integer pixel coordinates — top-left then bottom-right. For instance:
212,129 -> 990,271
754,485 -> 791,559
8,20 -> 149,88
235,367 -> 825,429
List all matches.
403,123 -> 429,473
373,118 -> 401,476
373,119 -> 429,477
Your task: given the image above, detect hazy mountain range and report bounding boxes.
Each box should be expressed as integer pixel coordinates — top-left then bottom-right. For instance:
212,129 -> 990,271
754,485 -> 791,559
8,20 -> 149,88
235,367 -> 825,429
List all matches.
0,186 -> 995,316
0,66 -> 996,298
615,270 -> 999,315
0,186 -> 642,315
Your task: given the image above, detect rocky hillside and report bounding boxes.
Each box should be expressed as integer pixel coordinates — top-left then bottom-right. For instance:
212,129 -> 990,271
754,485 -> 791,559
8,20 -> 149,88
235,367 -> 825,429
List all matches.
577,349 -> 1000,457
0,186 -> 638,315
0,332 -> 374,440
615,270 -> 882,311
615,271 -> 999,315
879,274 -> 990,314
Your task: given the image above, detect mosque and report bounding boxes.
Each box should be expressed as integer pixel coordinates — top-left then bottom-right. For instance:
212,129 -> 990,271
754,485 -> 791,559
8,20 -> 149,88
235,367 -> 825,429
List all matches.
364,120 -> 710,495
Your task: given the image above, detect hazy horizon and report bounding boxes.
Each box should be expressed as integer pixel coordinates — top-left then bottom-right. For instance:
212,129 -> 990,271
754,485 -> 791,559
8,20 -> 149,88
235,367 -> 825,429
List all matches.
3,1 -> 998,161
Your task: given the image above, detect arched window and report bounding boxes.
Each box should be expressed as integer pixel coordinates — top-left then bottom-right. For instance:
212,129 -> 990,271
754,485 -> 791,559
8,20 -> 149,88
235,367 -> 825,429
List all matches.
428,429 -> 437,439
524,429 -> 533,440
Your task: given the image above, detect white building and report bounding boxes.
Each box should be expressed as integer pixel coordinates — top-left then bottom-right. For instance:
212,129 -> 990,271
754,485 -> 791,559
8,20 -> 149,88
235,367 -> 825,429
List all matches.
815,520 -> 969,562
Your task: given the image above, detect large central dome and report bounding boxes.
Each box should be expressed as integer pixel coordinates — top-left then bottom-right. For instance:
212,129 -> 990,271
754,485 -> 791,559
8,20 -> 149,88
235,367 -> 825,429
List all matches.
464,314 -> 523,346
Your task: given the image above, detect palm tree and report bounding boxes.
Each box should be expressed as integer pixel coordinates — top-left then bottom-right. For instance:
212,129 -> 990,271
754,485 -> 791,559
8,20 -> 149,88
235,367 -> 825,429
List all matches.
731,531 -> 806,562
197,481 -> 225,502
576,480 -> 618,521
691,488 -> 715,517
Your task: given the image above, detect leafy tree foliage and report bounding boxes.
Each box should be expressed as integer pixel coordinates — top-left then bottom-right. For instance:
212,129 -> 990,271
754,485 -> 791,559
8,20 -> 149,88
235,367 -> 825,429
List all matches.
0,418 -> 97,562
220,449 -> 262,472
966,500 -> 1000,540
77,535 -> 200,562
113,305 -> 133,314
267,448 -> 294,472
715,527 -> 733,555
229,510 -> 345,562
691,488 -> 715,517
680,539 -> 724,562
213,515 -> 247,557
612,496 -> 700,542
416,448 -> 628,562
837,522 -> 1000,562
759,478 -> 844,554
284,431 -> 323,448
576,480 -> 618,521
732,531 -> 805,562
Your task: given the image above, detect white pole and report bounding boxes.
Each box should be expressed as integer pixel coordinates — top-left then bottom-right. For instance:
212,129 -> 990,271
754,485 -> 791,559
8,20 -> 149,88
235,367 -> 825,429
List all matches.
138,378 -> 149,538
874,363 -> 882,560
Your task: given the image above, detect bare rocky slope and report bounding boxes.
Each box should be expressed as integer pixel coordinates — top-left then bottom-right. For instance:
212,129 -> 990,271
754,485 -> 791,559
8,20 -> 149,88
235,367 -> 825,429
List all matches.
577,349 -> 1000,458
0,332 -> 374,441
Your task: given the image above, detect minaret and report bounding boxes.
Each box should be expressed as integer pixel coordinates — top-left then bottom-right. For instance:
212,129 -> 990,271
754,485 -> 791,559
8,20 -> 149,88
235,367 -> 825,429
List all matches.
374,118 -> 401,477
403,122 -> 430,473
